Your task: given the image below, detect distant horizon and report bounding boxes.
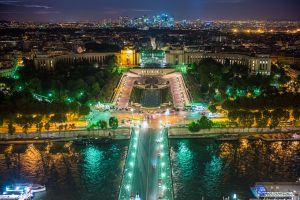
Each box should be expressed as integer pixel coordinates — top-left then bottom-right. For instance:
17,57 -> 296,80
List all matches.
0,0 -> 299,22
1,17 -> 300,23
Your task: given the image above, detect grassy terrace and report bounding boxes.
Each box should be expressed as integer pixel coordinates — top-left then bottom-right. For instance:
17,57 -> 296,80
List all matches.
182,74 -> 202,103
100,73 -> 122,102
130,87 -> 143,103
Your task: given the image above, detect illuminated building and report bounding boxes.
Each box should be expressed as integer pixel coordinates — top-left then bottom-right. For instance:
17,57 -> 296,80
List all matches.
139,50 -> 166,67
166,48 -> 272,75
34,52 -> 116,69
117,47 -> 139,67
0,66 -> 17,77
0,58 -> 19,78
152,13 -> 174,28
166,49 -> 185,65
33,47 -> 272,75
271,55 -> 300,67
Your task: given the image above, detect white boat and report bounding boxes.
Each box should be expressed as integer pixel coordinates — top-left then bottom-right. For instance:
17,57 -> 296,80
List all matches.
0,190 -> 33,200
27,184 -> 46,193
5,184 -> 46,193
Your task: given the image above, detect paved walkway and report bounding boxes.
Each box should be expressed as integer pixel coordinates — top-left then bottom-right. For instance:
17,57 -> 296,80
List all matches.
163,72 -> 191,109
112,70 -> 191,110
112,72 -> 139,109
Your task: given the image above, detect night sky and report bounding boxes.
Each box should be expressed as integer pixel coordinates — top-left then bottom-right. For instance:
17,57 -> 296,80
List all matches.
0,0 -> 299,22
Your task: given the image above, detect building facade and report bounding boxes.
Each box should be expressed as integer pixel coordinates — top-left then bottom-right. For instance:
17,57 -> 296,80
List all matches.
166,50 -> 272,75
34,52 -> 116,69
116,47 -> 139,66
33,48 -> 272,75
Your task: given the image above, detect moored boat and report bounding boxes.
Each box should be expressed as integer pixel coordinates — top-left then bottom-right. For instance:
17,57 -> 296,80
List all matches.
250,181 -> 300,199
0,191 -> 32,200
5,183 -> 46,194
1,186 -> 33,200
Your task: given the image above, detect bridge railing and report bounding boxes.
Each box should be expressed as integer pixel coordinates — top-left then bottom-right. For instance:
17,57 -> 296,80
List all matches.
157,128 -> 174,200
118,128 -> 140,200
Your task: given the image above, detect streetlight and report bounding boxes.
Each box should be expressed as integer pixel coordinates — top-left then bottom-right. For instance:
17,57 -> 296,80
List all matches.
126,185 -> 130,191
130,108 -> 134,122
130,161 -> 134,167
233,193 -> 237,200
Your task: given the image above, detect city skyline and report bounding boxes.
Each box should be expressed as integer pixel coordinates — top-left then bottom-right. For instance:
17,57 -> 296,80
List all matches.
0,0 -> 299,22
0,0 -> 300,199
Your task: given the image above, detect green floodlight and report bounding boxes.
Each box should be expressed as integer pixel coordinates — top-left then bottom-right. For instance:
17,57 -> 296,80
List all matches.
16,85 -> 23,91
66,97 -> 73,103
253,88 -> 261,96
48,92 -> 54,97
13,75 -> 20,80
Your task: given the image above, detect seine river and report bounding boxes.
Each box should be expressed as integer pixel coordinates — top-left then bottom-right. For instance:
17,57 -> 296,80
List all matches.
0,138 -> 299,200
170,139 -> 300,200
0,141 -> 128,200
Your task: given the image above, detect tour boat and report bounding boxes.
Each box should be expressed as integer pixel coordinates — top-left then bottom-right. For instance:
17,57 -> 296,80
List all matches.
250,182 -> 300,199
5,183 -> 46,193
0,191 -> 32,200
0,186 -> 33,200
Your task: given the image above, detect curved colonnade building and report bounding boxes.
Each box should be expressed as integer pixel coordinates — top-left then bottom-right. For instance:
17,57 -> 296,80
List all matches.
33,47 -> 272,75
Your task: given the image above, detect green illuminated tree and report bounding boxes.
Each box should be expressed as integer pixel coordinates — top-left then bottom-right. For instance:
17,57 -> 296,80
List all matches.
91,82 -> 100,97
197,116 -> 213,129
109,117 -> 118,129
208,104 -> 217,113
97,120 -> 108,129
188,121 -> 201,132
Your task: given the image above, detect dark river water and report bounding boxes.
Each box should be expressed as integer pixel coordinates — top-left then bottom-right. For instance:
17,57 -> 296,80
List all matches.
0,139 -> 299,200
169,139 -> 300,200
0,141 -> 128,200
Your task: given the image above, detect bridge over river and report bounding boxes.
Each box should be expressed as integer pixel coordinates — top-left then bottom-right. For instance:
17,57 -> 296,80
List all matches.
118,126 -> 173,200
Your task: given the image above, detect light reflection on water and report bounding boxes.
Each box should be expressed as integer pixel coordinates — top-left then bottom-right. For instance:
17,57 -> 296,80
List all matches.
170,139 -> 300,200
0,141 -> 128,200
0,139 -> 299,200
175,141 -> 194,179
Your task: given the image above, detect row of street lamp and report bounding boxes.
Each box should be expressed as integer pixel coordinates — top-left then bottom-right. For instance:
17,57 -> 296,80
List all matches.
118,128 -> 140,200
157,127 -> 174,200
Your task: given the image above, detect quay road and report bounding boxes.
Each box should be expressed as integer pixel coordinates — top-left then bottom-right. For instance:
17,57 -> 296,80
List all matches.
119,120 -> 173,200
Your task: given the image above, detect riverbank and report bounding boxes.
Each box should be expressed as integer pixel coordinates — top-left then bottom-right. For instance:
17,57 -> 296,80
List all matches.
0,128 -> 131,144
169,126 -> 300,140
